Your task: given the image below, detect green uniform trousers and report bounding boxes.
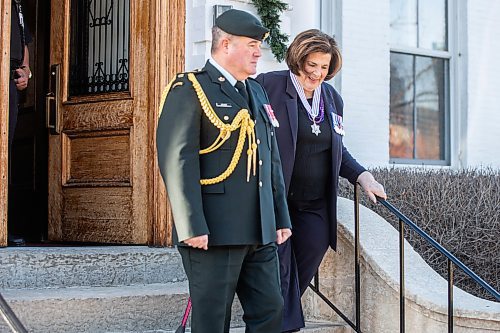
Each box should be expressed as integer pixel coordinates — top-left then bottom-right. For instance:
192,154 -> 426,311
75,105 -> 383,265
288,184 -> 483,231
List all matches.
178,243 -> 283,333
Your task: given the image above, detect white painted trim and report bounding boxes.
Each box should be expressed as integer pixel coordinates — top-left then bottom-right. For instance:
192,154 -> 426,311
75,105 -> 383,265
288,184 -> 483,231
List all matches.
320,0 -> 343,92
390,46 -> 451,59
451,0 -> 468,168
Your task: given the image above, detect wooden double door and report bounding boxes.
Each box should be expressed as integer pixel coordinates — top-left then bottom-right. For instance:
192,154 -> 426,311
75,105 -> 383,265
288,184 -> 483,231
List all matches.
0,0 -> 184,246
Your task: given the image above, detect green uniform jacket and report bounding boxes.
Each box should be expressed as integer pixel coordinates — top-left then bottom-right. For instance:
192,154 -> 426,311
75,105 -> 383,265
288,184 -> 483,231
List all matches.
156,61 -> 291,246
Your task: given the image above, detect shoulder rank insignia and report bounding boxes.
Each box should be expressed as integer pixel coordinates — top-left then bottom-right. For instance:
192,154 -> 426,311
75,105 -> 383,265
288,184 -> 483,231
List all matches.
172,82 -> 183,89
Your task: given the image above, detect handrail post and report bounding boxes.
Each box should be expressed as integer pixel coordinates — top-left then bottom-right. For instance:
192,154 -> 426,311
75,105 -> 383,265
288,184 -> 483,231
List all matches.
354,184 -> 361,331
448,260 -> 454,333
0,294 -> 28,333
399,218 -> 405,333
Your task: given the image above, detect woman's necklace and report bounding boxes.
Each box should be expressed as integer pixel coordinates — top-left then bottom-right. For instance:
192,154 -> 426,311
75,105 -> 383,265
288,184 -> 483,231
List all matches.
290,71 -> 325,136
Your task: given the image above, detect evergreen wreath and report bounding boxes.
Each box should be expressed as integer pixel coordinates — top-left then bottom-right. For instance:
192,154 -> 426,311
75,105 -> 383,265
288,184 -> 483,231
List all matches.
251,0 -> 289,62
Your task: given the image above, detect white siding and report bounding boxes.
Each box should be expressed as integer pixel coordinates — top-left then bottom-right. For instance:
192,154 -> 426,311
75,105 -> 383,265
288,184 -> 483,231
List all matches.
340,0 -> 391,167
466,0 -> 500,168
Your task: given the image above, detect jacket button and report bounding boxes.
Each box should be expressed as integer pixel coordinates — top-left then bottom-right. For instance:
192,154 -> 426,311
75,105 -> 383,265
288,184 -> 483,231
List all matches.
223,115 -> 229,121
259,181 -> 263,187
271,132 -> 274,136
259,160 -> 263,166
257,139 -> 261,144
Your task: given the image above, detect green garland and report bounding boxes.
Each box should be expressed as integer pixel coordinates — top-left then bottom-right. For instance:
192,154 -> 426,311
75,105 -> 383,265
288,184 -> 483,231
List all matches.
251,0 -> 289,62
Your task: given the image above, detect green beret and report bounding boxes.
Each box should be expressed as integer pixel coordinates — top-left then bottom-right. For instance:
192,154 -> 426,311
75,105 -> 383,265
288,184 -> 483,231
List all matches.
215,9 -> 269,41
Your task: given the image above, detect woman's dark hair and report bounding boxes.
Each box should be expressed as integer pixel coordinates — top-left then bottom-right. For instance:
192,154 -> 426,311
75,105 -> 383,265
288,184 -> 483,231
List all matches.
285,29 -> 342,81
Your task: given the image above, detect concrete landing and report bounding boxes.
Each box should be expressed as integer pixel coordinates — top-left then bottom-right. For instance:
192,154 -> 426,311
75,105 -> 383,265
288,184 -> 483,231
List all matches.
109,321 -> 349,333
229,321 -> 349,332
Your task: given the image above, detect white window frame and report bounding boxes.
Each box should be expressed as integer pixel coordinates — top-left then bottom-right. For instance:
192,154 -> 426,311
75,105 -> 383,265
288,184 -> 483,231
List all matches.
320,0 -> 342,92
389,0 -> 465,167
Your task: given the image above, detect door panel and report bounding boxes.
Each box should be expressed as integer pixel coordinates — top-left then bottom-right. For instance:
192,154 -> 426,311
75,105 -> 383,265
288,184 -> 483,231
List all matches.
61,187 -> 133,242
48,0 -> 147,244
64,130 -> 131,184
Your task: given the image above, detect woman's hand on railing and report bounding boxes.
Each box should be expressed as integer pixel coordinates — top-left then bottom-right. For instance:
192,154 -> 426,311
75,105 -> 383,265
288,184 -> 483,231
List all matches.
357,171 -> 387,203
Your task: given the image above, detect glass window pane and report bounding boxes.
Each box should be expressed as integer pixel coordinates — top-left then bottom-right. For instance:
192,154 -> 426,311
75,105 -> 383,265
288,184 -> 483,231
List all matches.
69,0 -> 130,96
419,0 -> 448,51
390,0 -> 417,48
390,53 -> 415,159
415,56 -> 447,160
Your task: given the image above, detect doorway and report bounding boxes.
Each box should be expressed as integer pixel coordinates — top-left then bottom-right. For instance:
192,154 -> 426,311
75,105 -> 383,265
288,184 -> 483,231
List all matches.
8,0 -> 50,244
3,0 -> 184,247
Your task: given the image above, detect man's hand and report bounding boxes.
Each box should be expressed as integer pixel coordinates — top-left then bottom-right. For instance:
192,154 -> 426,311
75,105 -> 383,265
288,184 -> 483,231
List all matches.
14,68 -> 29,91
183,234 -> 209,250
276,228 -> 292,245
357,171 -> 387,203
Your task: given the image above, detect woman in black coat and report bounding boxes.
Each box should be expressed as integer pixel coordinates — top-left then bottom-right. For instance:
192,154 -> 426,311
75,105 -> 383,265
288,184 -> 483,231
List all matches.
256,29 -> 387,332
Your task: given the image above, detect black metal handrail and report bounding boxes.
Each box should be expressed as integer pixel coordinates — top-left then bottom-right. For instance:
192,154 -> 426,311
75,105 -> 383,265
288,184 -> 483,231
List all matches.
378,196 -> 500,333
309,184 -> 500,333
378,197 -> 500,301
0,293 -> 27,333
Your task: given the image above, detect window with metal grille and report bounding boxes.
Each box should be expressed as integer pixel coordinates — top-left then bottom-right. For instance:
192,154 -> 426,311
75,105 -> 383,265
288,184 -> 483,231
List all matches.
389,0 -> 450,164
69,0 -> 130,96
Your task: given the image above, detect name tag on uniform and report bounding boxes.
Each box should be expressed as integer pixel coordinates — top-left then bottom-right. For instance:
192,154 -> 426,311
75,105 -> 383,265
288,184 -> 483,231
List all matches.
216,102 -> 232,108
263,104 -> 279,127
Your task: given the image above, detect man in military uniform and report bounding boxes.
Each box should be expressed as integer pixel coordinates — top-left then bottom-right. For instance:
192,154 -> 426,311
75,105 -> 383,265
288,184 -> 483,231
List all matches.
156,9 -> 292,333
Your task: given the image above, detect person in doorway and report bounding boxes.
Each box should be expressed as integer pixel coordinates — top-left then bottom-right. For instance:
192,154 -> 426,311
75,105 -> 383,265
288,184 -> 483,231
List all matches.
156,9 -> 292,333
256,29 -> 387,332
8,0 -> 32,246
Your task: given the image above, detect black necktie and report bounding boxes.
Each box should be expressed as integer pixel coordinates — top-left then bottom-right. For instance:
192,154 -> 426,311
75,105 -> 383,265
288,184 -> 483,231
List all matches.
235,81 -> 249,104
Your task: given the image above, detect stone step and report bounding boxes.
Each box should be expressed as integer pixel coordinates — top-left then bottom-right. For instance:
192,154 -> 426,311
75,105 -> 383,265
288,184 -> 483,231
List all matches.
107,321 -> 349,333
1,283 -> 347,333
0,247 -> 349,333
1,282 -> 250,333
1,282 -> 189,333
0,246 -> 185,289
229,321 -> 349,332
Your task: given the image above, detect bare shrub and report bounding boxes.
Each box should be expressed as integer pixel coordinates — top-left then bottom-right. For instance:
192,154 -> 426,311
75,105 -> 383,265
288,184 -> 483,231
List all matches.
338,167 -> 499,301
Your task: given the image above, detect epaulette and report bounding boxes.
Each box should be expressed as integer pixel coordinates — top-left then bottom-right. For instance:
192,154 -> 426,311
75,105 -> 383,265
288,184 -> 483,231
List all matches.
177,68 -> 205,77
170,69 -> 205,88
158,69 -> 206,116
